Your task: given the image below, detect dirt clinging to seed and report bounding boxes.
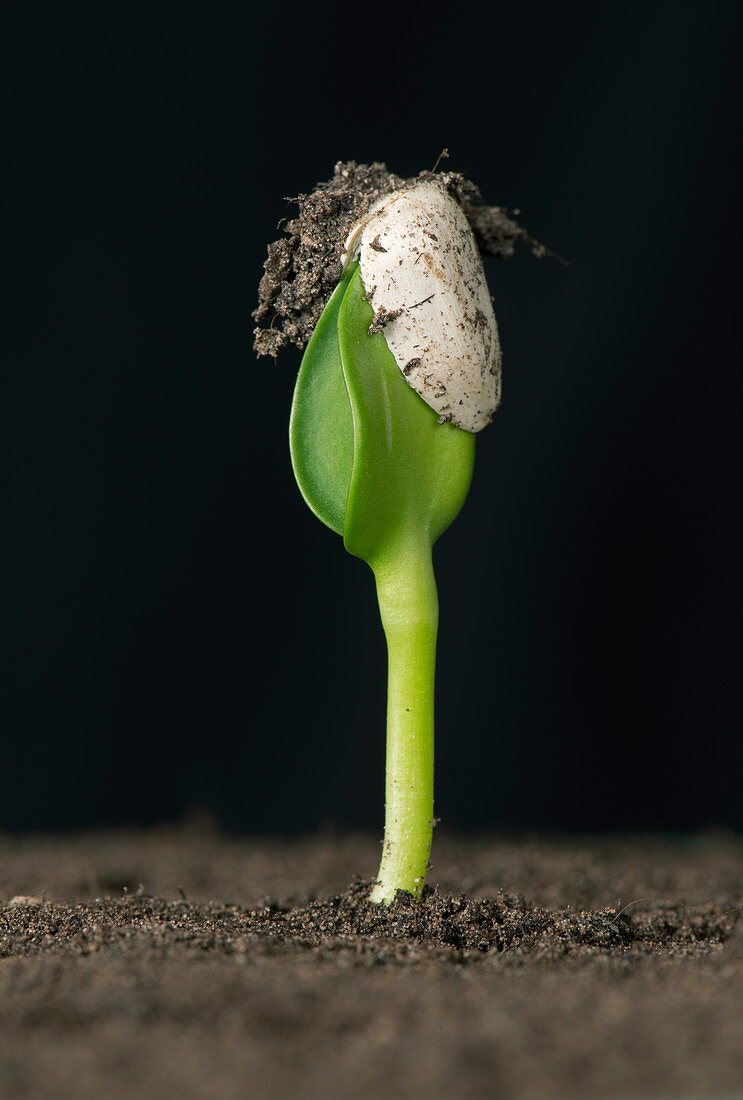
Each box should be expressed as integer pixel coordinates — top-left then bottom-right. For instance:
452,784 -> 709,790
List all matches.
252,160 -> 547,359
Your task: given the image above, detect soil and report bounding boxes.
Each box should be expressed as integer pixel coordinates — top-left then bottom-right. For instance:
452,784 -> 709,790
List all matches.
252,159 -> 548,358
1,827 -> 742,1099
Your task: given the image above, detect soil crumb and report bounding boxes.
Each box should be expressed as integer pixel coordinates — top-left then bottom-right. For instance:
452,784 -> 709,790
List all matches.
253,160 -> 548,358
1,828 -> 742,1100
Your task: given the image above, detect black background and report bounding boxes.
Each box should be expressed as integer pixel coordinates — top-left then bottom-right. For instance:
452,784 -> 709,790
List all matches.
4,3 -> 742,834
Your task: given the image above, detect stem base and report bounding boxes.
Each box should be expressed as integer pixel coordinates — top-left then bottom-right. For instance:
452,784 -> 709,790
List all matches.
370,544 -> 438,904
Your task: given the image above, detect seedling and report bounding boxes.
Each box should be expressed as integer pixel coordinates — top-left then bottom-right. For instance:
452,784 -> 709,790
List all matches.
255,163 -> 540,903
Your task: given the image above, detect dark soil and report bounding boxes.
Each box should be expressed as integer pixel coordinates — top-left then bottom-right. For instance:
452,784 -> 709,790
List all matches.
2,827 -> 742,1099
252,159 -> 548,358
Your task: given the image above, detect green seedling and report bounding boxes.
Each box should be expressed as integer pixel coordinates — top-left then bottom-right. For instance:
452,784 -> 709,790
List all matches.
289,180 -> 501,903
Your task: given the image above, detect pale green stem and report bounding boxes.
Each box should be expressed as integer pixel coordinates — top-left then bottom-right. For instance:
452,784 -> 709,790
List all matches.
370,540 -> 438,903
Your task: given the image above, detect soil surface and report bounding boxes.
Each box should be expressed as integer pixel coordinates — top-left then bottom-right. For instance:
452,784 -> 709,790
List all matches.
1,827 -> 742,1099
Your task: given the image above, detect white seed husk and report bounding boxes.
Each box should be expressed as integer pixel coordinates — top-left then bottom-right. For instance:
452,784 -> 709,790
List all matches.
343,181 -> 501,433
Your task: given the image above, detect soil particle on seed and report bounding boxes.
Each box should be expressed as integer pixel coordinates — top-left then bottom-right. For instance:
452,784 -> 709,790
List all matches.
367,306 -> 402,336
253,160 -> 548,359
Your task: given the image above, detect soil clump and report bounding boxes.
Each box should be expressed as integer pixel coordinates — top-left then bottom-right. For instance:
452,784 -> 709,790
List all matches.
253,160 -> 547,359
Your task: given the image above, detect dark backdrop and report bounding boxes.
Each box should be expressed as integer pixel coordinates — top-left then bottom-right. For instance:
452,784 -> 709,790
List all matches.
4,3 -> 742,833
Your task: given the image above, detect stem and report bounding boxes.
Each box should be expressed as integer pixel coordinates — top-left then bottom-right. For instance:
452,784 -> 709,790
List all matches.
370,540 -> 438,903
